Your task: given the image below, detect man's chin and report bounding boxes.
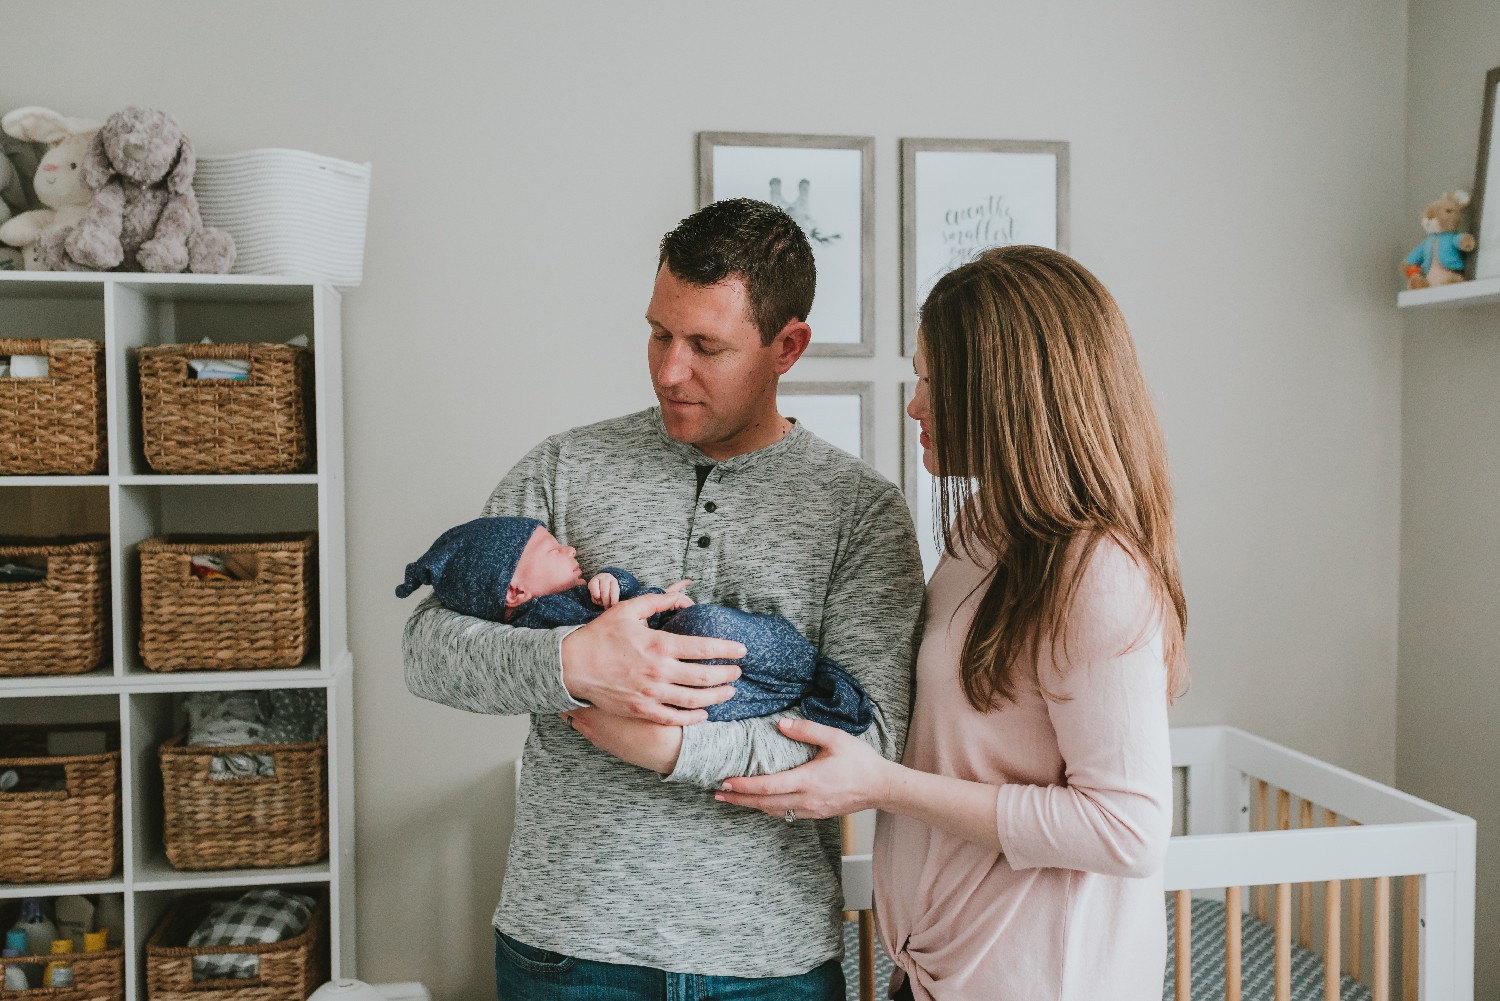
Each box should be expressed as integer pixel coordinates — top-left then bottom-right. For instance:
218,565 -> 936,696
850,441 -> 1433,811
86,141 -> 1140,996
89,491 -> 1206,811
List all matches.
659,409 -> 708,446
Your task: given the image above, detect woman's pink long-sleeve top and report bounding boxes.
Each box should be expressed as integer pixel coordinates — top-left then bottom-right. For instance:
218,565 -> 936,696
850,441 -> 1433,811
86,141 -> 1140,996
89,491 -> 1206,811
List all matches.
872,537 -> 1173,1001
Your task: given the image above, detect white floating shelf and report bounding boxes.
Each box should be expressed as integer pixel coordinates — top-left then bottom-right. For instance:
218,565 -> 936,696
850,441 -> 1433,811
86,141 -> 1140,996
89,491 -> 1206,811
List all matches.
1398,275 -> 1500,309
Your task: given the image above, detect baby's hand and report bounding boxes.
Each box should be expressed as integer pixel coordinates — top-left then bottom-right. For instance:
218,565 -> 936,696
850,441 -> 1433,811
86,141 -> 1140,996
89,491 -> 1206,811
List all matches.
664,578 -> 694,607
588,573 -> 622,609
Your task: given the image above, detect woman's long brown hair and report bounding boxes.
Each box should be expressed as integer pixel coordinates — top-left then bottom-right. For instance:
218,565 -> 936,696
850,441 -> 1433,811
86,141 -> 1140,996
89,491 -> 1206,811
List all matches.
920,245 -> 1188,710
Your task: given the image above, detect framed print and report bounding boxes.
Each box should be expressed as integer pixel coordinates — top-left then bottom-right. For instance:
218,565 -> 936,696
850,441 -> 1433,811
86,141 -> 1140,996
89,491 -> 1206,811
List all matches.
900,138 -> 1070,355
778,381 -> 874,464
1470,66 -> 1500,279
698,132 -> 875,356
901,381 -> 942,579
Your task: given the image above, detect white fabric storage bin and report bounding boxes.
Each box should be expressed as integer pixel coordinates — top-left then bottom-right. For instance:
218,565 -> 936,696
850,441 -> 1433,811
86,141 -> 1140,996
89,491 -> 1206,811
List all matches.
195,148 -> 372,286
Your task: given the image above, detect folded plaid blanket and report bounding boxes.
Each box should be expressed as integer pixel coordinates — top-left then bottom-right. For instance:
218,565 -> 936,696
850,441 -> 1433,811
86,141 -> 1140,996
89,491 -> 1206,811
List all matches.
189,888 -> 316,980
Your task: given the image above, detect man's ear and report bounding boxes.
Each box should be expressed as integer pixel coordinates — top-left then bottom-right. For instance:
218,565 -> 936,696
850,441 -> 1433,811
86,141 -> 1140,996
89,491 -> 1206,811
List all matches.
506,584 -> 529,608
771,319 -> 812,375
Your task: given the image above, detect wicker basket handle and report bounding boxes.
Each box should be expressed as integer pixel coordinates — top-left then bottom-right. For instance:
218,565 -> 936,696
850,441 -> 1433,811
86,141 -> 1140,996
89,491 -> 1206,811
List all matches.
195,757 -> 283,782
182,959 -> 269,990
0,758 -> 91,800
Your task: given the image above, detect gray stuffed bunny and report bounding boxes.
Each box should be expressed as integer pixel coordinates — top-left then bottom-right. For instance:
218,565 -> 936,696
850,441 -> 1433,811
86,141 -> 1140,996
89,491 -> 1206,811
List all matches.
47,106 -> 235,273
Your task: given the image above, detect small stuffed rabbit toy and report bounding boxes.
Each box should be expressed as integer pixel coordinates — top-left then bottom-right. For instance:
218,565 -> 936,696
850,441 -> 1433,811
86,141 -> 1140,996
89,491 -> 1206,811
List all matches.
0,107 -> 100,270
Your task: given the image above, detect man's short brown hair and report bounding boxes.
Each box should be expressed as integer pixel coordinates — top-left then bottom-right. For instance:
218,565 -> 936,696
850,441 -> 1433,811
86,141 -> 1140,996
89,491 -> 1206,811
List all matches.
658,198 -> 816,345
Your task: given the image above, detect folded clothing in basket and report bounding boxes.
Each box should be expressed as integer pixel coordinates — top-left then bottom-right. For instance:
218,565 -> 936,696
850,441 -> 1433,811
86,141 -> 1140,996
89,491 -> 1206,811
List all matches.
185,334 -> 309,379
184,690 -> 326,780
189,888 -> 316,980
0,354 -> 47,378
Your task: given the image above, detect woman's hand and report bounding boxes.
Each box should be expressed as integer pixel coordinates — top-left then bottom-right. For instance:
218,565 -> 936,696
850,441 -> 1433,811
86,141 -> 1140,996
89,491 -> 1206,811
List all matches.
714,717 -> 897,819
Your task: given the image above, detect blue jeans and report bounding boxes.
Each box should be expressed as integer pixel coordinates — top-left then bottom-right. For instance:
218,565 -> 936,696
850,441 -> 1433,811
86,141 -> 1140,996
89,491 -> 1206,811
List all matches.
495,931 -> 846,1000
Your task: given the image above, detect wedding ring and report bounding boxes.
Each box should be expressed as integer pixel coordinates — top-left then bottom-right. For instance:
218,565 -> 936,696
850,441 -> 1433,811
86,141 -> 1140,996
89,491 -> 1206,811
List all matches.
785,809 -> 796,824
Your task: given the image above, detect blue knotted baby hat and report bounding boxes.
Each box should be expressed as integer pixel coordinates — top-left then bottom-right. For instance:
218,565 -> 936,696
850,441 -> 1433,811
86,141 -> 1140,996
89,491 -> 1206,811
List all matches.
394,516 -> 546,620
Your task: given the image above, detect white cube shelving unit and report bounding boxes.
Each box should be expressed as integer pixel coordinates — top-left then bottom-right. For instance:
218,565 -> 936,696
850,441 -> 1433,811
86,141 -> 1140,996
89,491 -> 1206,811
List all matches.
0,271 -> 354,999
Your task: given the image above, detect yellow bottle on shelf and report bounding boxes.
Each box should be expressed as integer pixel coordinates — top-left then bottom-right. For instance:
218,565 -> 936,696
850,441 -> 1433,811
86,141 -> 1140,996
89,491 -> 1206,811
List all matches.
44,938 -> 74,988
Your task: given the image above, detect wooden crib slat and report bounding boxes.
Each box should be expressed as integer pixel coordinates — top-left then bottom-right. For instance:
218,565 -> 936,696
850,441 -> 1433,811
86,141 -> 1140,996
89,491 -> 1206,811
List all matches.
842,817 -> 857,922
1374,876 -> 1391,1001
1325,878 -> 1341,1001
1403,875 -> 1420,1001
1349,876 -> 1364,981
1277,788 -> 1291,831
1226,885 -> 1243,1001
1322,807 -> 1340,993
1175,890 -> 1192,1001
1299,800 -> 1314,950
1276,883 -> 1292,1001
858,911 -> 876,1001
1253,781 -> 1270,922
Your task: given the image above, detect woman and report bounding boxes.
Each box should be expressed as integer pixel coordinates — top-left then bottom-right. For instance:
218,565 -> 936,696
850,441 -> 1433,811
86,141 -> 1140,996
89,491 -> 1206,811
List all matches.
716,245 -> 1188,1001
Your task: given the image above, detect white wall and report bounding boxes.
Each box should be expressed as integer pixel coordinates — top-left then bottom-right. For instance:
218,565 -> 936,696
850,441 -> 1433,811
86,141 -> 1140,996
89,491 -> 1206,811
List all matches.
1400,0 -> 1500,990
3,2 -> 1409,996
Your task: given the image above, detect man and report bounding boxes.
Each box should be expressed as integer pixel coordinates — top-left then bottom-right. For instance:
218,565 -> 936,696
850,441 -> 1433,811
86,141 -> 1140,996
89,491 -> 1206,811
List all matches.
404,198 -> 924,999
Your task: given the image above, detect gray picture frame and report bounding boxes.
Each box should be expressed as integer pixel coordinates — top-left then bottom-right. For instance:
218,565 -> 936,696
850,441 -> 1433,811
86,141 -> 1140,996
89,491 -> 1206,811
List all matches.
1468,66 -> 1500,280
777,380 -> 875,464
900,138 -> 1071,356
900,380 -> 919,507
698,131 -> 875,357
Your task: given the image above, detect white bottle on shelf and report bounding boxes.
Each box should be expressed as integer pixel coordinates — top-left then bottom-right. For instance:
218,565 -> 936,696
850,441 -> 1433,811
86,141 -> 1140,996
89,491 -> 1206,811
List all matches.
10,897 -> 57,957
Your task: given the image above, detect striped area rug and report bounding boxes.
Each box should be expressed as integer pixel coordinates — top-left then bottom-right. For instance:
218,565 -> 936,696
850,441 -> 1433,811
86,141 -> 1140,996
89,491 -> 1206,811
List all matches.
840,899 -> 1374,1001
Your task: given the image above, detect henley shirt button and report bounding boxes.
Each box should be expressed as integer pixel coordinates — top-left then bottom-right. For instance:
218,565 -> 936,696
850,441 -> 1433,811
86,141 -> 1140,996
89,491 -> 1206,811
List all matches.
704,502 -> 717,513
697,536 -> 711,548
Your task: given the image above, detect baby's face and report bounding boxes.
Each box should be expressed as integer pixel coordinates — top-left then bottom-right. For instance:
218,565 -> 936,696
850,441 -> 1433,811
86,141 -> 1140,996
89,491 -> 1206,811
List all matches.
511,526 -> 585,599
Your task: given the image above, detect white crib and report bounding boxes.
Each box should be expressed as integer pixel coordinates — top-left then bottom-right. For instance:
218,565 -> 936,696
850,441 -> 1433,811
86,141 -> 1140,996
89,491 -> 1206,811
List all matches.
840,725 -> 1476,1001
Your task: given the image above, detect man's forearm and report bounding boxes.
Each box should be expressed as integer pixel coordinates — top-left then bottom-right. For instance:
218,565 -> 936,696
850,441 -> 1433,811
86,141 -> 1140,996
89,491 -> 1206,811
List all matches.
665,710 -> 819,789
403,595 -> 584,715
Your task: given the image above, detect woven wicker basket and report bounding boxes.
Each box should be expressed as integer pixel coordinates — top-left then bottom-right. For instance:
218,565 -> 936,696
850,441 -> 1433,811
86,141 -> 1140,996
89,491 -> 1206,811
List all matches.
136,343 -> 313,474
0,724 -> 121,884
145,891 -> 327,1001
0,910 -> 124,1001
0,537 -> 110,677
0,338 -> 107,475
137,535 -> 315,672
160,732 -> 328,870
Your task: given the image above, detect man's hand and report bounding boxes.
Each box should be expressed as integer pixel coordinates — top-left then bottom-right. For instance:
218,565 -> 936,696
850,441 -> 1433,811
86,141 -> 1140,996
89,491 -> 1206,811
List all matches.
564,708 -> 684,774
587,572 -> 622,609
561,591 -> 743,725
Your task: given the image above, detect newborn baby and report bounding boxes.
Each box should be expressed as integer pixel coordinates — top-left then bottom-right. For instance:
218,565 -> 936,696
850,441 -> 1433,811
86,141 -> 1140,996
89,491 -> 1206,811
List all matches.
395,516 -> 871,733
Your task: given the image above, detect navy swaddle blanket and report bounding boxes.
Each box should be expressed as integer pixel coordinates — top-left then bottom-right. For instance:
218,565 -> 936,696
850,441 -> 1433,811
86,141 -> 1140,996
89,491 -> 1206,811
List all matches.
396,517 -> 873,734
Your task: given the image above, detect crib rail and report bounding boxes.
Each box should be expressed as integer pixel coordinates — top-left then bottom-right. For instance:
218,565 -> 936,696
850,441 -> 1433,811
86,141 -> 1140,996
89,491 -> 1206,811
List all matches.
1165,727 -> 1475,1001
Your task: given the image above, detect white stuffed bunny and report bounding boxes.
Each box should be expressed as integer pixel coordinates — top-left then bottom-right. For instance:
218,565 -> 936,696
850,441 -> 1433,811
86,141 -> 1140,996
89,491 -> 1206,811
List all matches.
0,107 -> 100,270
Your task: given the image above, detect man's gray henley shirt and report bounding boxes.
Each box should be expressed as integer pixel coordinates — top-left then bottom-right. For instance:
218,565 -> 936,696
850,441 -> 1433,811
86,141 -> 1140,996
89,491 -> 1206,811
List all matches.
403,407 -> 924,977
